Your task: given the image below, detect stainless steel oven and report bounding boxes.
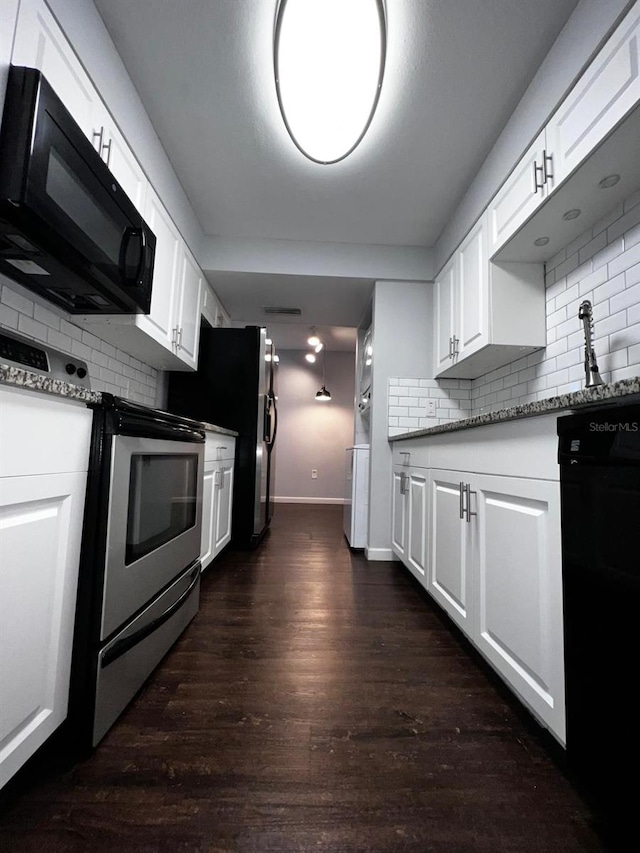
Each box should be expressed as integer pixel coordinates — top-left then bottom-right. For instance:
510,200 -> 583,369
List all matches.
70,394 -> 204,747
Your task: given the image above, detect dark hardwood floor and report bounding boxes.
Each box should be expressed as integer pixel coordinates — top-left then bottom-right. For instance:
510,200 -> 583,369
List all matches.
0,505 -> 618,852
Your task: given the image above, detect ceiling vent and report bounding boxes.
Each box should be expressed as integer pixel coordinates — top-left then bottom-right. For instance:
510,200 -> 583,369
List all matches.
263,306 -> 302,316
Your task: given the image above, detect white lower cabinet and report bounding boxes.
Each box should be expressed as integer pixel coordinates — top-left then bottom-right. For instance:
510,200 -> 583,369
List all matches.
428,471 -> 473,636
471,473 -> 564,743
0,388 -> 91,789
392,415 -> 565,744
429,471 -> 564,743
201,434 -> 236,571
391,465 -> 428,585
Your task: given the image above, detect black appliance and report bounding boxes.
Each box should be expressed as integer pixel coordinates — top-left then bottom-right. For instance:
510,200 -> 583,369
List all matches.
558,401 -> 640,838
70,394 -> 204,747
167,325 -> 277,547
0,65 -> 156,314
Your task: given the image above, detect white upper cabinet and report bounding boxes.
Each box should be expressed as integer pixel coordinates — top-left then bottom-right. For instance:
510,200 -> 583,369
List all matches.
140,186 -> 181,351
434,214 -> 545,379
79,187 -> 204,371
547,2 -> 640,187
175,246 -> 203,370
90,101 -> 148,212
11,0 -> 95,136
489,3 -> 640,259
434,258 -> 455,374
487,130 -> 550,257
11,0 -> 148,211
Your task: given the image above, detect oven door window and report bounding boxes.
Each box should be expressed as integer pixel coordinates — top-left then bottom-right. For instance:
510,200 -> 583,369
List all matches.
126,453 -> 198,564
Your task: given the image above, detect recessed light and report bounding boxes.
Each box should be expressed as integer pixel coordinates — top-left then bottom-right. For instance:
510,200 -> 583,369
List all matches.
563,209 -> 581,221
599,174 -> 620,189
534,237 -> 550,246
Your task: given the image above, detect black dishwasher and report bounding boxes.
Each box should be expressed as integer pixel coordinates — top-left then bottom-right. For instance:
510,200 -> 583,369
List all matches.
558,402 -> 640,836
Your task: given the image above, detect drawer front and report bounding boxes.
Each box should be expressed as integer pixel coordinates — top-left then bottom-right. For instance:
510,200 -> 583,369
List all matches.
205,433 -> 236,462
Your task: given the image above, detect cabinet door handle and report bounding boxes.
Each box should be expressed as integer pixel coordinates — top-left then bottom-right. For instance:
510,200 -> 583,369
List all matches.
543,149 -> 553,185
448,336 -> 453,359
214,469 -> 222,488
459,481 -> 465,520
400,472 -> 408,495
92,127 -> 104,153
400,451 -> 410,466
533,160 -> 545,193
453,336 -> 459,358
464,483 -> 477,523
102,136 -> 112,167
176,327 -> 183,350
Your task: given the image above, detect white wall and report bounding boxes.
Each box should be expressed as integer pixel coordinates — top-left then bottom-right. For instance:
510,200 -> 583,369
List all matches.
367,280 -> 431,560
273,350 -> 355,503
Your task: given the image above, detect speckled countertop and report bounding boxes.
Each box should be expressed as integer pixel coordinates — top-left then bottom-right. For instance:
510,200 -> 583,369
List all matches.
201,421 -> 238,437
0,364 -> 238,436
389,377 -> 640,441
0,363 -> 101,403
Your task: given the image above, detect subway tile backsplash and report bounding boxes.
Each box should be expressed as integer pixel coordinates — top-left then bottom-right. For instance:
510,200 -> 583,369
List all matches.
389,192 -> 640,436
1,277 -> 159,406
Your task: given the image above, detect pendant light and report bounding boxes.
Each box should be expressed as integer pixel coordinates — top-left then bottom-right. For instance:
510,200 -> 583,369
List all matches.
315,348 -> 331,401
274,0 -> 387,164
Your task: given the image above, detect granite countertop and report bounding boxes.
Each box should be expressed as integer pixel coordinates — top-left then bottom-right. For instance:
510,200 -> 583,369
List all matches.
1,364 -> 239,436
0,363 -> 101,403
201,421 -> 238,437
389,377 -> 640,441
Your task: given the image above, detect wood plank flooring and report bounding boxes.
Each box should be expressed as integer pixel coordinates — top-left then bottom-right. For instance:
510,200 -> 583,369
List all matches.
0,505 -> 620,852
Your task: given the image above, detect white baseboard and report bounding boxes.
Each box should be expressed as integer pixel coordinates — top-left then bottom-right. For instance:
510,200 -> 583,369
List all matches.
365,547 -> 395,561
275,496 -> 346,505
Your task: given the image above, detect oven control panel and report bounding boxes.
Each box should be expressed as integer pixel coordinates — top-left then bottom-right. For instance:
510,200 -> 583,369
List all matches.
0,327 -> 90,389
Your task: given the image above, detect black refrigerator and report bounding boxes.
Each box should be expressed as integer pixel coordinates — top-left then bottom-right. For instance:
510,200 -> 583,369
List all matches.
167,326 -> 277,547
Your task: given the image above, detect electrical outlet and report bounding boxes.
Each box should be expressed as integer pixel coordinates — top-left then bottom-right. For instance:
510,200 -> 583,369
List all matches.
311,469 -> 318,479
425,400 -> 436,417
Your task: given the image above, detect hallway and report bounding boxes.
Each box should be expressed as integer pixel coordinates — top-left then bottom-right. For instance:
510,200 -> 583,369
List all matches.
0,505 -> 610,852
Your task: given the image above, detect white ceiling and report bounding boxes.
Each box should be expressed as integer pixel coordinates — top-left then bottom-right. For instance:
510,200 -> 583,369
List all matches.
93,0 -> 580,349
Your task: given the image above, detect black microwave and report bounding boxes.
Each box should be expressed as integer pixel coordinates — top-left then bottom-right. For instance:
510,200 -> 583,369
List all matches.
0,65 -> 155,314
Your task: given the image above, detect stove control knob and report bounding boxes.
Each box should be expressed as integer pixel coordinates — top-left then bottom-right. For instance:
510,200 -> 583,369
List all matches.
76,367 -> 87,379
65,363 -> 77,375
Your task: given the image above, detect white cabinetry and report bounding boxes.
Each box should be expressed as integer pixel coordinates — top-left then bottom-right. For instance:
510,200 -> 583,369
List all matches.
11,0 -> 208,373
391,446 -> 429,586
434,214 -> 545,379
0,387 -> 92,789
428,470 -> 473,635
344,445 -> 369,549
488,3 -> 640,258
80,189 -> 204,371
11,0 -> 147,209
201,432 -> 236,571
391,414 -> 565,743
11,0 -> 95,137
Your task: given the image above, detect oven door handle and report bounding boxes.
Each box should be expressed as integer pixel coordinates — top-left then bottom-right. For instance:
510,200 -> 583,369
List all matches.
100,563 -> 200,668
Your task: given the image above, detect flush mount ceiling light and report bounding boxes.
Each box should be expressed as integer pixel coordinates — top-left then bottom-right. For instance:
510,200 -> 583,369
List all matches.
274,0 -> 387,164
534,237 -> 550,246
563,209 -> 582,221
